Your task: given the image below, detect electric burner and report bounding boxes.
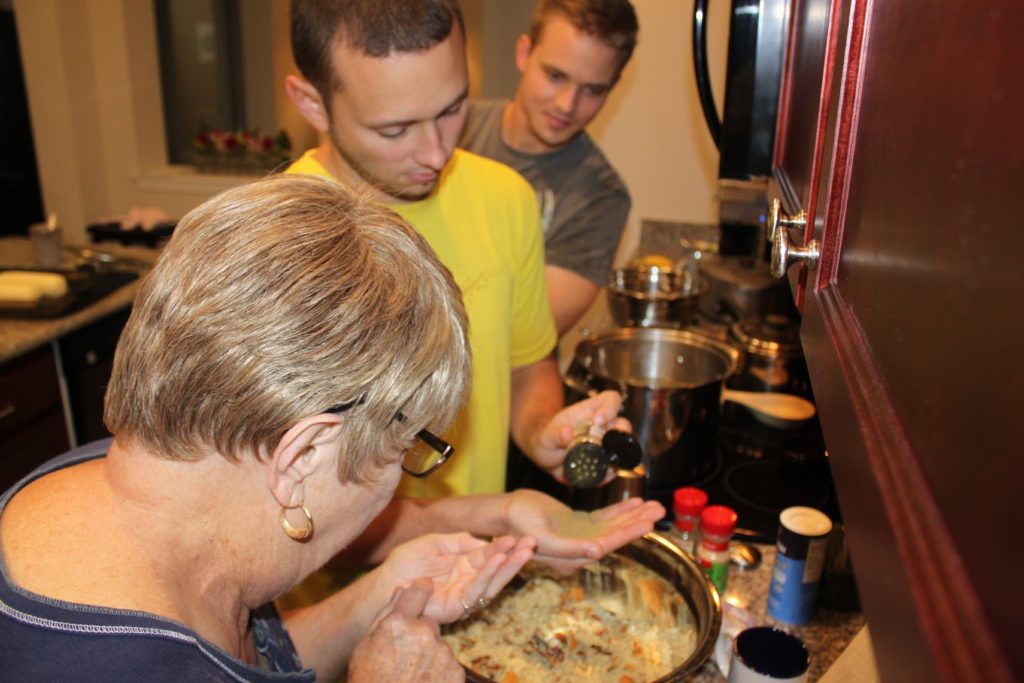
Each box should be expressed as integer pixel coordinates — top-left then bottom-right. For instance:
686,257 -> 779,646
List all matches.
694,402 -> 840,542
724,461 -> 830,514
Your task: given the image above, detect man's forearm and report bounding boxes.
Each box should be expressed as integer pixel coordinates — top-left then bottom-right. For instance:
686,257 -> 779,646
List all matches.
508,356 -> 565,461
333,494 -> 514,565
545,264 -> 600,336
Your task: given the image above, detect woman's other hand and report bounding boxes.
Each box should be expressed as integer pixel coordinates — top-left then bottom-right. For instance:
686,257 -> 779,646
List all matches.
381,533 -> 535,623
502,490 -> 665,575
348,579 -> 465,682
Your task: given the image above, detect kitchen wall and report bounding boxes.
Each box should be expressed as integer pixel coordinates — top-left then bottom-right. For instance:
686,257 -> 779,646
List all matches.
13,0 -> 728,247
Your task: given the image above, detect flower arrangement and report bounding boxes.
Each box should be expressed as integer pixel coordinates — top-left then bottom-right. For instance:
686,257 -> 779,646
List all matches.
192,128 -> 293,174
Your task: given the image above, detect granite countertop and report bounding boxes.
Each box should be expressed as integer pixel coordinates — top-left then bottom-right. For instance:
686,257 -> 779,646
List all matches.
671,532 -> 867,682
0,237 -> 159,363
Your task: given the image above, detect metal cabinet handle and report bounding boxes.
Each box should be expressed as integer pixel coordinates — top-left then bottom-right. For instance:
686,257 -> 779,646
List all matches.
771,224 -> 820,278
0,402 -> 16,421
766,197 -> 807,244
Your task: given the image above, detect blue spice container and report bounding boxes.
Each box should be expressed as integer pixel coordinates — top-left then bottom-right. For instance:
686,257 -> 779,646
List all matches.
767,506 -> 833,625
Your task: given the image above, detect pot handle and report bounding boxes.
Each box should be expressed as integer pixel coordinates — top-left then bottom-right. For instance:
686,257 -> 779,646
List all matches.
563,373 -> 629,405
563,373 -> 598,398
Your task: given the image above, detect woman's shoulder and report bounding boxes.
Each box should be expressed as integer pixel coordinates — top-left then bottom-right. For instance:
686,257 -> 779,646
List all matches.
1,453 -> 153,612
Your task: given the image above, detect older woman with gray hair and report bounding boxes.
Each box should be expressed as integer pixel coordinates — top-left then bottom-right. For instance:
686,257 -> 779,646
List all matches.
0,175 -> 662,682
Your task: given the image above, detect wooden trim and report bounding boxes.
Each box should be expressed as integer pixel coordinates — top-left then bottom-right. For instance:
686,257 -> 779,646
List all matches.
802,0 -> 845,249
813,285 -> 1012,682
815,0 -> 867,289
772,0 -> 799,171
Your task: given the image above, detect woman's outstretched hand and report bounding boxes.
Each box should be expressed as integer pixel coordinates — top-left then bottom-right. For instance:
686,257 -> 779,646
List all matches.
502,490 -> 665,574
380,532 -> 536,623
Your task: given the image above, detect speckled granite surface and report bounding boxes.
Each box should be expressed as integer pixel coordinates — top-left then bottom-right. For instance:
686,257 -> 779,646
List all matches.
662,531 -> 866,682
0,237 -> 157,363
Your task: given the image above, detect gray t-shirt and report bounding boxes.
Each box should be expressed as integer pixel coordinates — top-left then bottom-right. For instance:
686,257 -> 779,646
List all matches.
459,99 -> 631,285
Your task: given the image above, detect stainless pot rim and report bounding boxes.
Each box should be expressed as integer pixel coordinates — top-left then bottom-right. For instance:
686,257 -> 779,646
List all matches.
574,327 -> 740,387
608,270 -> 708,300
728,314 -> 803,359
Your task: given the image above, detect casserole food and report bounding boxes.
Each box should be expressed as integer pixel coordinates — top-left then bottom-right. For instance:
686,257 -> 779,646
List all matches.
444,533 -> 720,683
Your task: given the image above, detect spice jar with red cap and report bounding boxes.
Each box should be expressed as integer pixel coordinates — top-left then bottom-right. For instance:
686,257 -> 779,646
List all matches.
697,505 -> 738,595
673,486 -> 708,555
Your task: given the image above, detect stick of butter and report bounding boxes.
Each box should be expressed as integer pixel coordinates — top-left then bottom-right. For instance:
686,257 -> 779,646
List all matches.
0,271 -> 69,298
0,282 -> 42,303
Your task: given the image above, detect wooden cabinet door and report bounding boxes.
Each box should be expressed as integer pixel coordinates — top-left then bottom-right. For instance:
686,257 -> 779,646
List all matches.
773,0 -> 1024,680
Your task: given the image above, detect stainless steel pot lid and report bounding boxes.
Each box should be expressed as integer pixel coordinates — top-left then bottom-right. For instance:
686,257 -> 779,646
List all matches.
729,314 -> 803,359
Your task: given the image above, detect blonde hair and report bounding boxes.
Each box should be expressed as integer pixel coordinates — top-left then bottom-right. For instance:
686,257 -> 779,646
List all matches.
104,174 -> 470,482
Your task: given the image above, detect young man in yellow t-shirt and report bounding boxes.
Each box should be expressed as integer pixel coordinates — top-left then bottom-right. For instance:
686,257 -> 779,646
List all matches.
283,0 -> 661,566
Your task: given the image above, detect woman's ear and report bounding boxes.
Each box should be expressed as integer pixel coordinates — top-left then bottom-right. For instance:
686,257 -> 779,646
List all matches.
285,75 -> 331,133
268,413 -> 344,508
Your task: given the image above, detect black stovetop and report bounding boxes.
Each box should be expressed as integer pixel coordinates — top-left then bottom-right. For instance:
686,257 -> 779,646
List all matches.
681,401 -> 839,543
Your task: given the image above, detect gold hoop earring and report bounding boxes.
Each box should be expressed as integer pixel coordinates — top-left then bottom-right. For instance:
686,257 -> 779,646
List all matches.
280,504 -> 314,541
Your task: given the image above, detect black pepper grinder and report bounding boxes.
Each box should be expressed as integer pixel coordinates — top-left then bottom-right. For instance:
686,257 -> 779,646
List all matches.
563,424 -> 643,488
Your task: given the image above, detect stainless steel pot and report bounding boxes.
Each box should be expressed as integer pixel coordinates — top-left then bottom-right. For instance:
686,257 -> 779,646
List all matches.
565,328 -> 738,510
608,265 -> 707,328
726,314 -> 812,399
459,532 -> 722,683
696,255 -> 796,322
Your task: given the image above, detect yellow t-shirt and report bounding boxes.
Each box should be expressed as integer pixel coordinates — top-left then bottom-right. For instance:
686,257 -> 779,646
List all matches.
287,149 -> 557,496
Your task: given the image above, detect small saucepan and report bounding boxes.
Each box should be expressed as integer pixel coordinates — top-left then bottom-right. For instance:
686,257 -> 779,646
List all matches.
607,265 -> 707,328
726,314 -> 813,399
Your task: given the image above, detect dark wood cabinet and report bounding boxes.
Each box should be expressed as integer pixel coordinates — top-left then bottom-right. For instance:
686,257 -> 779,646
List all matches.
0,345 -> 70,492
770,0 -> 1023,680
58,308 -> 130,444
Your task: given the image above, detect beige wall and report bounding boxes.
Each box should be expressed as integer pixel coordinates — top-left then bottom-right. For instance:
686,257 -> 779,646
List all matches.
588,0 -> 730,262
14,0 -> 728,246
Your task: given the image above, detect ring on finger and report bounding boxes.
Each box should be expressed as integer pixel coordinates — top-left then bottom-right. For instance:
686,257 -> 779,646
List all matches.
476,596 -> 489,610
460,598 -> 473,617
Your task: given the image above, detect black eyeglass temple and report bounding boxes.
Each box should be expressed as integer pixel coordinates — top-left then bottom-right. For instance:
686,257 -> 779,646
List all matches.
325,397 -> 363,414
414,428 -> 454,458
325,400 -> 452,457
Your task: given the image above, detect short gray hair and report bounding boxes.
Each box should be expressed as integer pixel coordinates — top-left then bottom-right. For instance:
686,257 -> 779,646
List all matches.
105,174 -> 470,483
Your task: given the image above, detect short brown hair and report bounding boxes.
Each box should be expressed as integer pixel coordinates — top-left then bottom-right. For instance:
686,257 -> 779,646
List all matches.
291,0 -> 465,99
529,0 -> 639,69
105,175 -> 470,483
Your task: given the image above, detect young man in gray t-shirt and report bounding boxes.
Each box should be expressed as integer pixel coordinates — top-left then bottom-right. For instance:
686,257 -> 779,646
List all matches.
460,0 -> 638,335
